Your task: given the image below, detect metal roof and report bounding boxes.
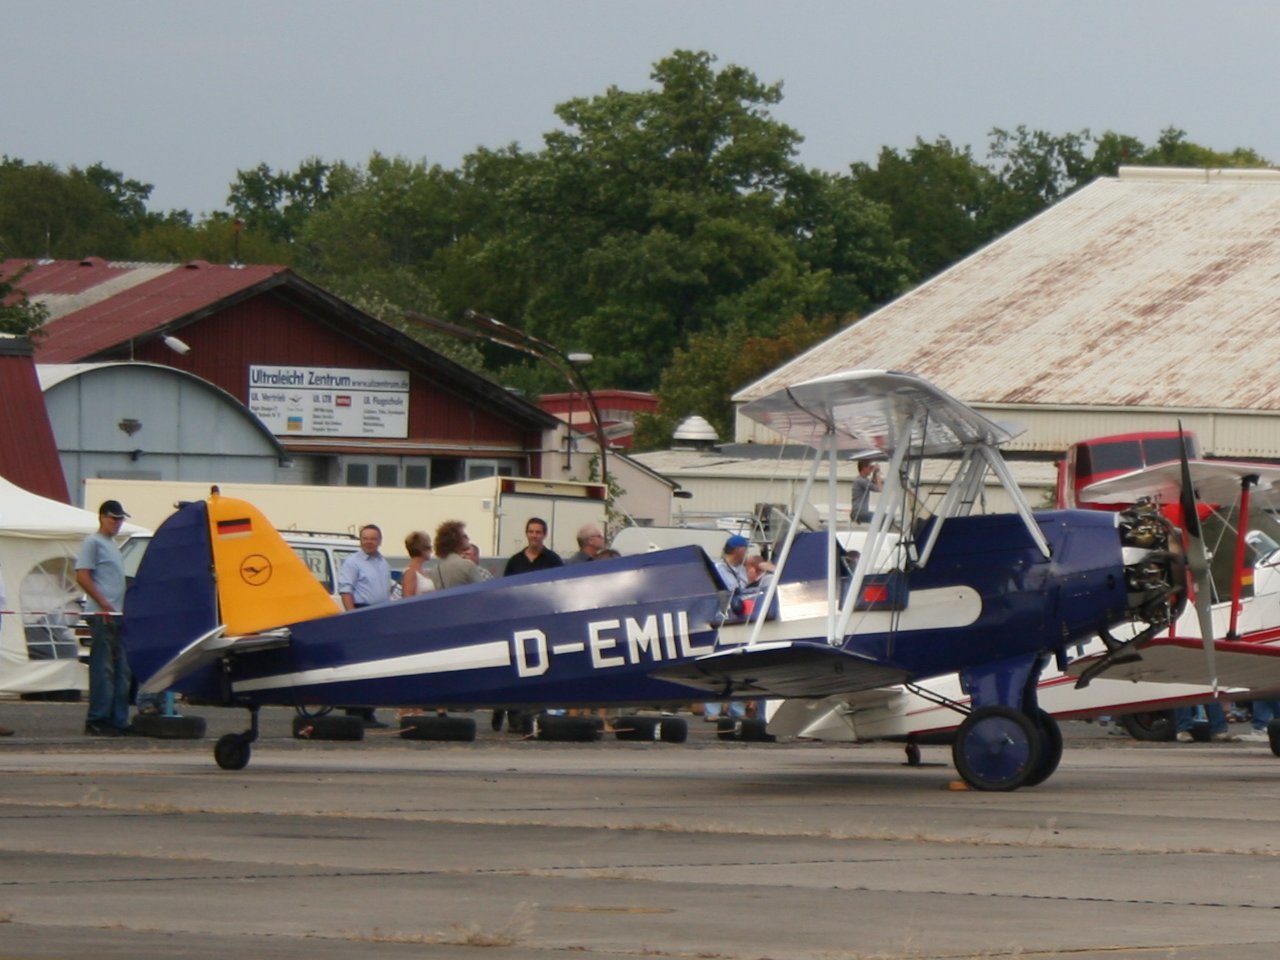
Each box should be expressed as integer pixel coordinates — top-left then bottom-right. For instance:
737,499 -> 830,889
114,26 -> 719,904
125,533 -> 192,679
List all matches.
3,258 -> 287,363
737,167 -> 1280,415
1,258 -> 560,433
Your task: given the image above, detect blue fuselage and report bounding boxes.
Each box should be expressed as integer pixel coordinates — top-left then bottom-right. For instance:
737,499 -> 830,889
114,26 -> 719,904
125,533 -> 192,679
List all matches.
192,511 -> 1129,711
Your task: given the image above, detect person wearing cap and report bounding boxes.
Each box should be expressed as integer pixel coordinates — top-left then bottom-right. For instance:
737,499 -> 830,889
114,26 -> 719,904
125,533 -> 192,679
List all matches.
76,500 -> 133,736
705,534 -> 751,723
714,535 -> 751,592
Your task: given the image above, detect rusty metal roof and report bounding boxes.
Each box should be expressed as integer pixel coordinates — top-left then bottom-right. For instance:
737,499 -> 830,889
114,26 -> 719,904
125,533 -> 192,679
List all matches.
738,168 -> 1280,415
1,258 -> 288,363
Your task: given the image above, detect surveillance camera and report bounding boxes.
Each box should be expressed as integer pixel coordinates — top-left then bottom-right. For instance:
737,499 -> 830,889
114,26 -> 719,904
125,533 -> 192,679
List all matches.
163,335 -> 191,355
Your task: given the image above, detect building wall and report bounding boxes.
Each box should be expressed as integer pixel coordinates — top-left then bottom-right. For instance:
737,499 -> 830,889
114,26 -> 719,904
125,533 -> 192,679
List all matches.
131,296 -> 540,453
42,365 -> 285,502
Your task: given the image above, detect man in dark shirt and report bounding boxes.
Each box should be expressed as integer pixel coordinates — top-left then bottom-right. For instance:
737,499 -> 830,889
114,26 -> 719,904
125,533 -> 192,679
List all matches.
504,517 -> 564,577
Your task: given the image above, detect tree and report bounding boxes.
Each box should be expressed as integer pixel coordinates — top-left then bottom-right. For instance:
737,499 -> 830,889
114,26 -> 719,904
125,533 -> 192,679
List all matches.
849,138 -> 1000,281
0,157 -> 133,257
227,157 -> 348,246
0,261 -> 49,338
632,312 -> 841,449
458,50 -> 907,392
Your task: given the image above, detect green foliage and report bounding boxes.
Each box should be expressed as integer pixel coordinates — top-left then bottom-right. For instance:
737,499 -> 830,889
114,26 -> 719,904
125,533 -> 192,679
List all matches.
2,53 -> 1276,438
633,312 -> 841,450
0,261 -> 49,338
850,138 -> 1001,281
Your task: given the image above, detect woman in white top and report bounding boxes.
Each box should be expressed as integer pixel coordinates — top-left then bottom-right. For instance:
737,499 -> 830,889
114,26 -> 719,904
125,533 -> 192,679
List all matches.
400,530 -> 437,598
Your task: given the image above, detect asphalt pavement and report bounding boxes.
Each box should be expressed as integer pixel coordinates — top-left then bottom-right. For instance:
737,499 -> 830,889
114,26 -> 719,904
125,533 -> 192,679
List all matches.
0,698 -> 1278,960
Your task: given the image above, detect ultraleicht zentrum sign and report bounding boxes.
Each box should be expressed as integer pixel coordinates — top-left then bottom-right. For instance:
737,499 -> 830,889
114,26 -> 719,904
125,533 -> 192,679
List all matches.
248,365 -> 409,438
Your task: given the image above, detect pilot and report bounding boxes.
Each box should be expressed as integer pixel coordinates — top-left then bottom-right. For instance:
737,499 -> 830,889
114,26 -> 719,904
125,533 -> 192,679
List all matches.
715,535 -> 750,592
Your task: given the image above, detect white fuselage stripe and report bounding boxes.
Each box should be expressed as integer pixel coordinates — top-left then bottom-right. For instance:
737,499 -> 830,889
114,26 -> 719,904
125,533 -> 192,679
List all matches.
232,639 -> 512,693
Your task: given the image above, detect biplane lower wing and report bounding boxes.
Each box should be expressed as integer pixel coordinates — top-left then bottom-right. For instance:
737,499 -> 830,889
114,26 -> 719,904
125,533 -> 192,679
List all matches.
654,641 -> 912,698
1067,636 -> 1280,694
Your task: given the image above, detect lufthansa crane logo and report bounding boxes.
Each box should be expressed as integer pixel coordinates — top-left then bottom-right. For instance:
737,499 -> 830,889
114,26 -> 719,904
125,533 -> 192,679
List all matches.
239,554 -> 273,587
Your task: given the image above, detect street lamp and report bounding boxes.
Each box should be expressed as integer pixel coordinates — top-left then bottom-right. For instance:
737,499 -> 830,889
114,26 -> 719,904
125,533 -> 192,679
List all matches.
403,311 -> 609,488
563,352 -> 594,471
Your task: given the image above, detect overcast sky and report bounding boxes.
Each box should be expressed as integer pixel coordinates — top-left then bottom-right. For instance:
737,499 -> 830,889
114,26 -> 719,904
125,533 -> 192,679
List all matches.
8,1 -> 1280,216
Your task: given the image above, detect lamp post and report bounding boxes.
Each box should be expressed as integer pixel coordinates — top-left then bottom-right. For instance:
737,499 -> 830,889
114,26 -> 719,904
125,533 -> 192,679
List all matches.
404,311 -> 609,488
563,352 -> 593,472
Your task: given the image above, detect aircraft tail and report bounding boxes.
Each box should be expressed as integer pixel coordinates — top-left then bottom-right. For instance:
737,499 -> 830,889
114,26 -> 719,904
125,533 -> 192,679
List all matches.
124,493 -> 338,697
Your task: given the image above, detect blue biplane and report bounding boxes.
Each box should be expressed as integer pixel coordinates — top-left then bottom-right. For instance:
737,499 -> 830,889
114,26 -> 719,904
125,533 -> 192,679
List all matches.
122,370 -> 1188,789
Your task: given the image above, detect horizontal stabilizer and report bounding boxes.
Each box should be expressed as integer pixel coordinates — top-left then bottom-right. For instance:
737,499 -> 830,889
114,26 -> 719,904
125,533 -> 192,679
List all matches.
1066,636 -> 1280,693
139,625 -> 291,695
652,641 -> 911,698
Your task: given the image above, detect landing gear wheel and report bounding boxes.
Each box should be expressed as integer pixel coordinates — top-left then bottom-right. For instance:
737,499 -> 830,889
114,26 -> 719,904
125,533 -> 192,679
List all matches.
614,716 -> 661,741
1117,709 -> 1176,742
535,715 -> 602,742
130,713 -> 207,739
905,741 -> 922,766
716,717 -> 775,742
659,717 -> 688,743
1023,709 -> 1063,787
399,716 -> 477,741
214,733 -> 252,771
952,705 -> 1042,792
1268,718 -> 1280,758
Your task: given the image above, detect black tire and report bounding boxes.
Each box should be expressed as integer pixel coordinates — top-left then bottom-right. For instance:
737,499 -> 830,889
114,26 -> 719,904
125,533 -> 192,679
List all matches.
130,713 -> 207,740
1116,710 -> 1176,742
659,717 -> 688,743
716,717 -> 774,742
1190,720 -> 1212,743
506,710 -> 535,735
614,716 -> 661,741
1268,718 -> 1280,758
1023,709 -> 1064,788
399,716 -> 477,741
291,714 -> 364,741
952,705 -> 1042,792
214,734 -> 251,771
535,714 -> 601,742
294,704 -> 333,719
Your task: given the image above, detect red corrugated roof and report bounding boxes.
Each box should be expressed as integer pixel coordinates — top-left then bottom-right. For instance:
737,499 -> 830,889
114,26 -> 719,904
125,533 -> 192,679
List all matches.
1,259 -> 289,362
0,338 -> 69,502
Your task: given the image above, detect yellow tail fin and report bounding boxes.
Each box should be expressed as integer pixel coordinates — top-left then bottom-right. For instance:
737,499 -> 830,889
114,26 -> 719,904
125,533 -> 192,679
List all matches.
206,493 -> 340,633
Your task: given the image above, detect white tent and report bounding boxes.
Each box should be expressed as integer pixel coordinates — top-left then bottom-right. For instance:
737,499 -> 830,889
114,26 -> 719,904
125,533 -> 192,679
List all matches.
0,476 -> 146,694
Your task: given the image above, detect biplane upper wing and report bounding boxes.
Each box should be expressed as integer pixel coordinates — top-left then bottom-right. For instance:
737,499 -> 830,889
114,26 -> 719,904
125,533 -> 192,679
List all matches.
1081,459 -> 1280,508
740,369 -> 1023,455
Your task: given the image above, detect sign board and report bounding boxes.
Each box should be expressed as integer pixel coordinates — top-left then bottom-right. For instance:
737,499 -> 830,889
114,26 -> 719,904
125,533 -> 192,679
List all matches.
248,365 -> 409,438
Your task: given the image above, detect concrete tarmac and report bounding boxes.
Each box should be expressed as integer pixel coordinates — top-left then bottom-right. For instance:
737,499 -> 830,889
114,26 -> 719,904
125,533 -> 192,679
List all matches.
0,701 -> 1278,959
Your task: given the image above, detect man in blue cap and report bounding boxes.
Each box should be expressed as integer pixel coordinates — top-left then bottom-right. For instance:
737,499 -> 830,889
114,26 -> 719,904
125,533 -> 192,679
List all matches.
705,534 -> 751,722
715,535 -> 750,592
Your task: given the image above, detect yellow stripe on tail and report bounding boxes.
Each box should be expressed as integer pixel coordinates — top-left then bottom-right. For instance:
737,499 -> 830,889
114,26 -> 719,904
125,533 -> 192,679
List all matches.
207,493 -> 340,633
